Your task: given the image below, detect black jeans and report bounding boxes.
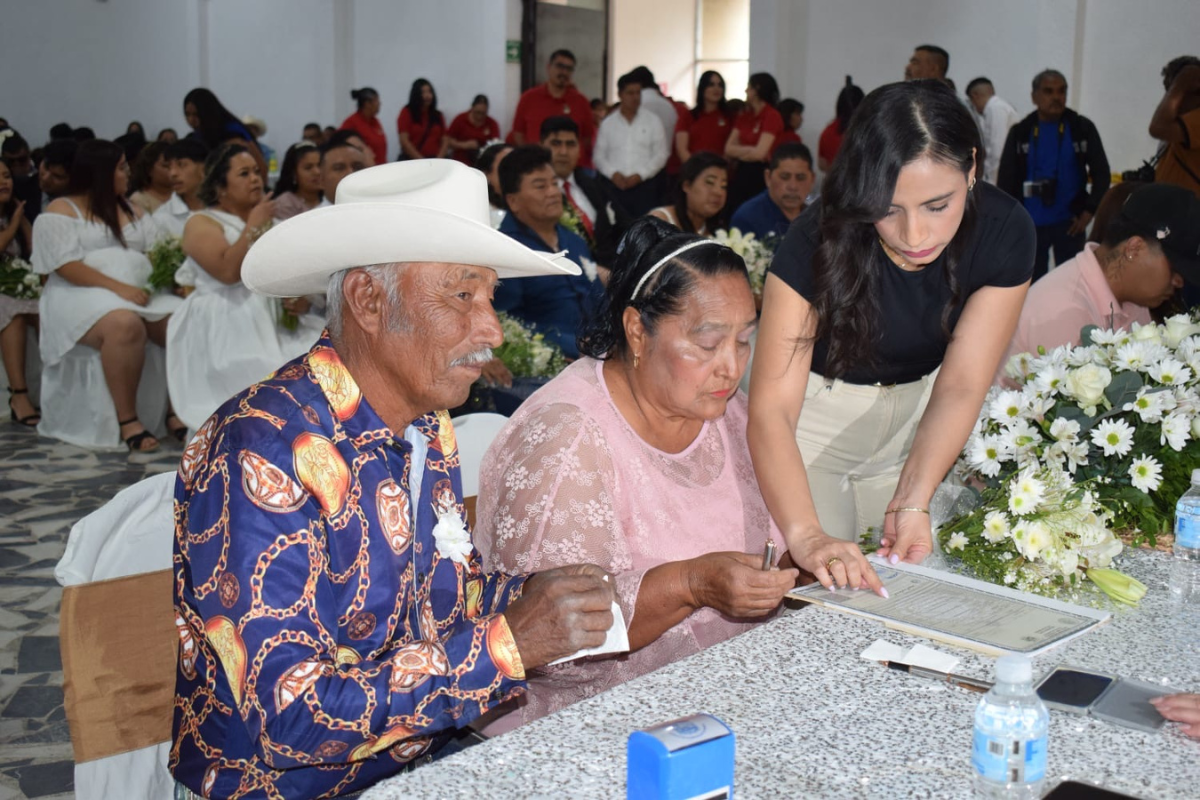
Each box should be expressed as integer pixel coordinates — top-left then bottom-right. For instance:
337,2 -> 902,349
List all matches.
1033,219 -> 1085,282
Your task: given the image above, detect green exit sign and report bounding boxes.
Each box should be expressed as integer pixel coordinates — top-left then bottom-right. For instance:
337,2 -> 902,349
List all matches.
506,40 -> 522,63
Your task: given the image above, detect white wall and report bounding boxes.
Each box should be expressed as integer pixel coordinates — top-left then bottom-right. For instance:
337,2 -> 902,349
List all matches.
750,0 -> 1200,176
2,0 -> 521,162
610,0 -> 697,101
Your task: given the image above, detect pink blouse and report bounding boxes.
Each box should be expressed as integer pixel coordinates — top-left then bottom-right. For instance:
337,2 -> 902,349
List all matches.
474,358 -> 782,733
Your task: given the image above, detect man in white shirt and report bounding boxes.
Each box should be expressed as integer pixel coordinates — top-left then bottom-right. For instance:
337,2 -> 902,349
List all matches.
629,66 -> 679,156
593,72 -> 668,216
152,139 -> 209,238
966,77 -> 1021,184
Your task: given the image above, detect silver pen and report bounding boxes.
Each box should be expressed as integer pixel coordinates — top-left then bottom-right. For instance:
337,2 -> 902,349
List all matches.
761,540 -> 777,571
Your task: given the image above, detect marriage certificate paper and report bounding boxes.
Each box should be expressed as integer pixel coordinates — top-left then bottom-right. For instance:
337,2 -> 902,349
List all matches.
788,559 -> 1110,656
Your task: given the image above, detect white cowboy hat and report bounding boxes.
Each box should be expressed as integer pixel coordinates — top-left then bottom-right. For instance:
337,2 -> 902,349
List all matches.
240,114 -> 268,136
243,159 -> 579,297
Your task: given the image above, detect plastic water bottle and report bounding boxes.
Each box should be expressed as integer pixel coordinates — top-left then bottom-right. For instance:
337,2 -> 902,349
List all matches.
1170,468 -> 1200,604
971,655 -> 1048,799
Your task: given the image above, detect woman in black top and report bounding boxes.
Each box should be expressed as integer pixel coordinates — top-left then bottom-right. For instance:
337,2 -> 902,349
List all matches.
748,80 -> 1035,595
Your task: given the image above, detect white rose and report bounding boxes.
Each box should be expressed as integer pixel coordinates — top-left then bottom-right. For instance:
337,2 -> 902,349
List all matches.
1130,321 -> 1163,345
1063,363 -> 1112,409
1163,315 -> 1200,348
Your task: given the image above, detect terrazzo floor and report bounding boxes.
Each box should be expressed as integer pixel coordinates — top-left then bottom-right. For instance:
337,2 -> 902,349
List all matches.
0,422 -> 182,800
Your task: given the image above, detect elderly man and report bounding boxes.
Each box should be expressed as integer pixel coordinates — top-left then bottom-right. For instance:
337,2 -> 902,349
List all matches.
730,142 -> 815,241
171,160 -> 617,800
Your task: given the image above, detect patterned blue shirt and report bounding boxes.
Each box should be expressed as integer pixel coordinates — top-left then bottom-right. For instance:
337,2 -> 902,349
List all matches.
171,333 -> 529,799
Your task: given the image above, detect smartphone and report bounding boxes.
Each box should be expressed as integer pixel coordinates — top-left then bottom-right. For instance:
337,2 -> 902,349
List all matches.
1035,667 -> 1115,714
1041,780 -> 1143,799
1091,678 -> 1169,733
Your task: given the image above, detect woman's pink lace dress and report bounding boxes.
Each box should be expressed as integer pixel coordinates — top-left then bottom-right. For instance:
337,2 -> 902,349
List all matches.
474,358 -> 782,733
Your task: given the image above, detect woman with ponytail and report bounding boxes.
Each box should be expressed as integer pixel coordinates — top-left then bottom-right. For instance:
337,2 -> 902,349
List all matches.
748,80 -> 1035,595
473,216 -> 797,733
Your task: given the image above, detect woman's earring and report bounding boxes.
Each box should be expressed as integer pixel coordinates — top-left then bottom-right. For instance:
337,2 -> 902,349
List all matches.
633,353 -> 641,369
968,178 -> 976,192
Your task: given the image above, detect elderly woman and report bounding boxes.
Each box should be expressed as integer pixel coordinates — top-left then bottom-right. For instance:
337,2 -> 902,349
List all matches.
166,143 -> 321,431
474,217 -> 798,733
649,152 -> 728,236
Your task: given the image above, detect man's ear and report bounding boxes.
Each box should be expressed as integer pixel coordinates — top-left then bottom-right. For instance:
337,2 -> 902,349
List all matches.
341,269 -> 387,336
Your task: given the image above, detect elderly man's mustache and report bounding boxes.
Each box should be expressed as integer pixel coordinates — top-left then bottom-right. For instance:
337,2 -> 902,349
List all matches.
450,348 -> 495,368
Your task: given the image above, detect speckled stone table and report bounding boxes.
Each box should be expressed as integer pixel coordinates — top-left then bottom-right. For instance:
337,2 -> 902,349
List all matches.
363,550 -> 1200,799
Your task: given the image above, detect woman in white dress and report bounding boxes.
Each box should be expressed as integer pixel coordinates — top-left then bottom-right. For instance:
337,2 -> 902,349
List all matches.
167,143 -> 323,431
31,140 -> 183,451
1,160 -> 39,427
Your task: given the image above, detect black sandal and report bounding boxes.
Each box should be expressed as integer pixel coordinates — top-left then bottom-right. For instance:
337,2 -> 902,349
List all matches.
7,388 -> 40,427
165,413 -> 188,443
118,416 -> 160,453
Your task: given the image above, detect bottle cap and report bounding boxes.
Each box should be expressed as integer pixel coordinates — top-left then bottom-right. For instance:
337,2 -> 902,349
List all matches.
1191,468 -> 1200,486
995,654 -> 1032,684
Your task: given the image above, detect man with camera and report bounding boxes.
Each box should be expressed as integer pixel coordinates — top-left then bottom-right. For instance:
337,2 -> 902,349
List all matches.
1150,55 -> 1200,197
998,69 -> 1110,281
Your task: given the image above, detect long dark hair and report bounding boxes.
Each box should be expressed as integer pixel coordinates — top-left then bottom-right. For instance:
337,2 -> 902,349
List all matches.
0,162 -> 29,257
748,72 -> 781,108
811,80 -> 979,377
406,79 -> 443,126
836,77 -> 866,134
673,152 -> 729,234
579,217 -> 749,361
67,139 -> 133,246
692,70 -> 728,119
198,143 -> 252,207
183,88 -> 252,149
271,142 -> 320,198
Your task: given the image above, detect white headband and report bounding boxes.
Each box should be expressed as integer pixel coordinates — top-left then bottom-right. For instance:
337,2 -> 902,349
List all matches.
630,240 -> 722,300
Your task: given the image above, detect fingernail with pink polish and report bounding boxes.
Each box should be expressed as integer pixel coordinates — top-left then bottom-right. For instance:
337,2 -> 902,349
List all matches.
880,587 -> 890,599
889,554 -> 900,565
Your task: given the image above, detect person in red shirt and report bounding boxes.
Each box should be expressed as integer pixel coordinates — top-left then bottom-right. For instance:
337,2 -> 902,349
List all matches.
777,98 -> 804,147
725,72 -> 784,212
676,70 -> 732,164
447,94 -> 501,166
510,49 -> 596,167
339,87 -> 387,165
396,78 -> 447,160
818,78 -> 865,172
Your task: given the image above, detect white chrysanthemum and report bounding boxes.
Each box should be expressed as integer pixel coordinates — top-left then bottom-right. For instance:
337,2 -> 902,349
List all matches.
1066,345 -> 1105,367
1128,454 -> 1163,493
1031,363 -> 1068,396
1087,328 -> 1125,346
1004,352 -> 1034,382
1112,341 -> 1165,373
982,510 -> 1010,543
947,531 -> 968,551
1161,412 -> 1190,452
988,390 -> 1026,425
1049,417 -> 1080,442
967,434 -> 1010,477
1007,469 -> 1045,516
1149,357 -> 1192,386
1090,418 -> 1135,457
1124,388 -> 1170,423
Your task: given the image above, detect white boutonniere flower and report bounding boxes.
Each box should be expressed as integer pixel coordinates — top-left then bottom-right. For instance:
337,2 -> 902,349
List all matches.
432,510 -> 472,565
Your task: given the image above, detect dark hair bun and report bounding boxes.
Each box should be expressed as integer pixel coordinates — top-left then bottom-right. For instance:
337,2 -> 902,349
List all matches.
350,89 -> 361,100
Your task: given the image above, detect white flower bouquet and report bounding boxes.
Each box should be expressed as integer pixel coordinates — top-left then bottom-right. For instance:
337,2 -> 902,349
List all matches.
714,227 -> 777,295
0,255 -> 40,300
493,313 -> 568,379
939,318 -> 1200,603
146,234 -> 186,292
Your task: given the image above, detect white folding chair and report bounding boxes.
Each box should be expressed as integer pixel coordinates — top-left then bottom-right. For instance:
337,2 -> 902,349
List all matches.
450,412 -> 510,499
56,471 -> 177,800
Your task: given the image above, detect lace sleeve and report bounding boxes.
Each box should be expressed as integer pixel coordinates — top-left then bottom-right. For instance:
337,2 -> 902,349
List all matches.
476,402 -> 644,625
31,213 -> 83,275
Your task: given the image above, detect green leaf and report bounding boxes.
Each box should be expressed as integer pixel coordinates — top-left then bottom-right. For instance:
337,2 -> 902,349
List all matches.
1081,325 -> 1101,346
1104,370 -> 1143,409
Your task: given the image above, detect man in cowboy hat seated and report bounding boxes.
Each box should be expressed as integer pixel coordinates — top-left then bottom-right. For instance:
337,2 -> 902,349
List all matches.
171,160 -> 618,800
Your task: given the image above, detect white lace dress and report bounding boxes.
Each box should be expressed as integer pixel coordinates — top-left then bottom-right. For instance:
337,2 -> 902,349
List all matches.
474,358 -> 783,733
165,209 -> 322,431
31,202 -> 182,448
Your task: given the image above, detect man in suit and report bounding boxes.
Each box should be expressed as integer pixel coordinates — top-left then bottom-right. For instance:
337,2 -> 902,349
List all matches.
539,115 -> 630,276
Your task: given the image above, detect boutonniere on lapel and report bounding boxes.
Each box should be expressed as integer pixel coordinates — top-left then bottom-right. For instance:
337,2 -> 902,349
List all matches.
432,508 -> 472,565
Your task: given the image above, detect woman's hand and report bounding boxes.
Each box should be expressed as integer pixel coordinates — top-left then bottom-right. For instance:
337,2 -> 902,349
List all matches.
877,507 -> 933,565
1151,694 -> 1200,739
687,552 -> 798,618
788,528 -> 887,596
281,296 -> 311,316
6,200 -> 25,229
113,282 -> 150,306
246,198 -> 276,231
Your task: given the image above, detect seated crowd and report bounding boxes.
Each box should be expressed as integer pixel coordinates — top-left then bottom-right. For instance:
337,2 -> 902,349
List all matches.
2,43 -> 1200,800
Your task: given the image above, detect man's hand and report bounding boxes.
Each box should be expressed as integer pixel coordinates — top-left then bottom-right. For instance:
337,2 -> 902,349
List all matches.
1067,210 -> 1093,237
503,564 -> 615,670
626,174 -> 643,188
611,173 -> 628,190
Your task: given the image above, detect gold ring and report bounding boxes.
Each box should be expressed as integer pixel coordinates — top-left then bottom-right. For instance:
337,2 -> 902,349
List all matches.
825,556 -> 843,571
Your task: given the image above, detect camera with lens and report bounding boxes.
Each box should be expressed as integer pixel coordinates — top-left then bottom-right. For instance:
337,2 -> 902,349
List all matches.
1121,160 -> 1158,183
1022,178 -> 1058,206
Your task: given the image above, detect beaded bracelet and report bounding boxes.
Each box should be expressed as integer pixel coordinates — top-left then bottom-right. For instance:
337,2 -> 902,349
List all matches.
884,507 -> 929,515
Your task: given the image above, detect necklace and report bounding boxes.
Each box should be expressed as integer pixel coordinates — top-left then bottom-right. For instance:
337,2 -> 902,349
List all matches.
879,238 -> 919,272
